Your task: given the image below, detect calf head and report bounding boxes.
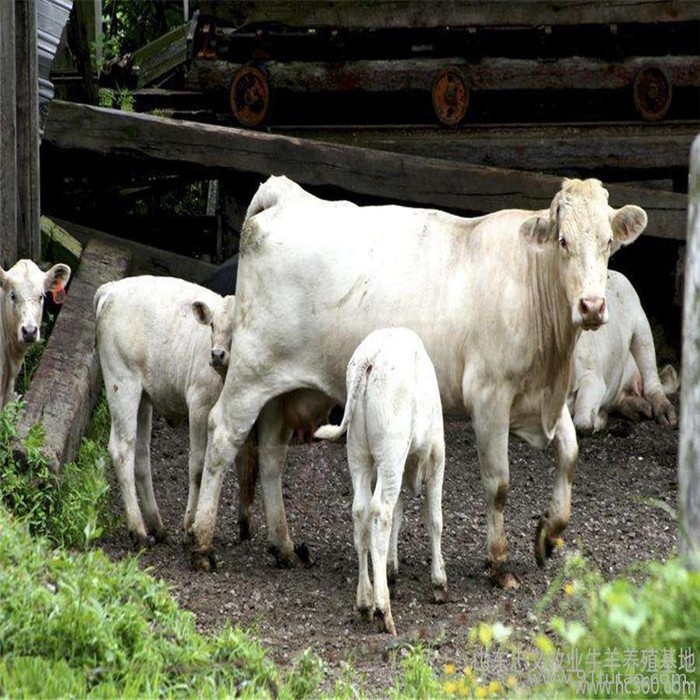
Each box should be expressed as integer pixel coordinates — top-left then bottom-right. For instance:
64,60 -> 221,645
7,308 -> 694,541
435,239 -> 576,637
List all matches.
520,178 -> 646,330
192,295 -> 235,375
0,260 -> 71,346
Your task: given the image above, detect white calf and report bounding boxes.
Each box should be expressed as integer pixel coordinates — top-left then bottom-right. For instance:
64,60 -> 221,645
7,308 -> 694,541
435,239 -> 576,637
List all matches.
315,328 -> 446,636
0,260 -> 71,408
568,270 -> 678,434
94,276 -> 235,547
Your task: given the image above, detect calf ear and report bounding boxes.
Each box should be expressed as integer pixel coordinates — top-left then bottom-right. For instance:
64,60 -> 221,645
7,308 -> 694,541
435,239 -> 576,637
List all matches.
0,267 -> 6,290
192,301 -> 213,325
43,263 -> 71,292
520,214 -> 553,250
610,205 -> 647,246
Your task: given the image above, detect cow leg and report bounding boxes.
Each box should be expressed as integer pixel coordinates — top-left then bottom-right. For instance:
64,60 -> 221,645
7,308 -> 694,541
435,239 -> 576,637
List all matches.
107,382 -> 149,548
256,398 -> 299,566
572,373 -> 607,434
134,396 -> 166,542
535,404 -> 578,566
235,433 -> 259,542
386,491 -> 403,584
348,441 -> 373,620
422,446 -> 447,603
472,399 -> 518,589
183,405 -> 209,537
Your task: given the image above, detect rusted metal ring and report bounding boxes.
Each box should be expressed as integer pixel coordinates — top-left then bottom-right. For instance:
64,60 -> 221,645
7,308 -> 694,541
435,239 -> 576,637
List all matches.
431,67 -> 469,126
230,65 -> 270,127
633,66 -> 672,122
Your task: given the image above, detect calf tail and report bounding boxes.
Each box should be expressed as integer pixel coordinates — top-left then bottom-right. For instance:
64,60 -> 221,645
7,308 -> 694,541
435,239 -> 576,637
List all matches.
93,282 -> 115,322
659,364 -> 680,395
313,356 -> 373,441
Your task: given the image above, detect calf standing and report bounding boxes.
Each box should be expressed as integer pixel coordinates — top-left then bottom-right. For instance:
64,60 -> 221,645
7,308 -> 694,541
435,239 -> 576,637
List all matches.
315,328 -> 446,636
0,260 -> 71,409
94,276 -> 235,547
568,270 -> 678,434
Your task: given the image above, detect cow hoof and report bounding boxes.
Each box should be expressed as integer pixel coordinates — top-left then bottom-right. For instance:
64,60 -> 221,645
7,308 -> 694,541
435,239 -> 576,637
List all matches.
490,569 -> 521,590
433,584 -> 448,604
387,562 -> 398,585
358,605 -> 373,623
294,541 -> 312,565
130,532 -> 154,550
534,518 -> 555,567
191,550 -> 217,572
374,609 -> 397,637
152,527 -> 168,544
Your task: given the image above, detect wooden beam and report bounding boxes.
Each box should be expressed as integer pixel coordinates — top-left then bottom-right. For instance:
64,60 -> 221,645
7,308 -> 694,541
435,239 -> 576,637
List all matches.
197,0 -> 700,29
15,0 -> 41,261
52,217 -> 217,283
16,239 -> 132,471
0,0 -> 18,267
43,101 -> 689,240
280,123 -> 698,173
678,134 -> 700,565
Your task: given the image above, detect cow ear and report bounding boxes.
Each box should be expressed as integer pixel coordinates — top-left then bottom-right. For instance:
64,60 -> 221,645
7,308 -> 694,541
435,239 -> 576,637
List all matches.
43,263 -> 71,293
610,205 -> 647,246
520,214 -> 553,250
0,267 -> 6,290
192,300 -> 213,325
224,294 -> 236,313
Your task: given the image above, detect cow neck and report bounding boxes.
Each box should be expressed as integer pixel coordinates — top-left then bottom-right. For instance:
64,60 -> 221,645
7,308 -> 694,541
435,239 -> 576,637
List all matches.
527,244 -> 578,392
0,300 -> 20,401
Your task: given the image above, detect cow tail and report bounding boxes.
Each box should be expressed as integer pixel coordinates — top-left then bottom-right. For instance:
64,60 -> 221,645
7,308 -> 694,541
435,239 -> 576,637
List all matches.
93,282 -> 114,322
313,357 -> 373,441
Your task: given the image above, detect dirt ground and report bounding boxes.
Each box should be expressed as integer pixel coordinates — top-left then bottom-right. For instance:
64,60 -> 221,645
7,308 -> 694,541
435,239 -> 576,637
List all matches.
100,399 -> 679,691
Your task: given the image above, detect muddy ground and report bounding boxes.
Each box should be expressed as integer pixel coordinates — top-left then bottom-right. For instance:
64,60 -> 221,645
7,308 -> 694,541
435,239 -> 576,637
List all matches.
100,401 -> 679,692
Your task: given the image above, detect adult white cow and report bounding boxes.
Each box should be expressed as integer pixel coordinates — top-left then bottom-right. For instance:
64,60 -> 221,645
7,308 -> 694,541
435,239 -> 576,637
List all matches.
94,276 -> 236,547
191,176 -> 647,587
315,328 -> 446,636
568,269 -> 678,434
0,260 -> 71,408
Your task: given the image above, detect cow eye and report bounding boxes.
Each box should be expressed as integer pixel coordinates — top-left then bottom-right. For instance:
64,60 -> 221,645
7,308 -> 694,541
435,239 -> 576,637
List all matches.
9,291 -> 16,302
558,237 -> 568,250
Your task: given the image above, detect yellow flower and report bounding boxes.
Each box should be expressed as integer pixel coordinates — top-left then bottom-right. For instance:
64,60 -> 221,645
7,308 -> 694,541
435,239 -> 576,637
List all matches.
444,663 -> 457,676
456,677 -> 469,697
552,536 -> 565,548
564,581 -> 574,596
475,686 -> 489,699
506,674 -> 517,688
463,665 -> 475,679
444,680 -> 458,694
488,680 -> 502,694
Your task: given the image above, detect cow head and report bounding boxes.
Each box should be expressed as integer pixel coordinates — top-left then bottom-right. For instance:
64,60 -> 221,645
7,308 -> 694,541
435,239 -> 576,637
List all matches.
192,294 -> 235,376
0,260 -> 71,346
520,179 -> 646,330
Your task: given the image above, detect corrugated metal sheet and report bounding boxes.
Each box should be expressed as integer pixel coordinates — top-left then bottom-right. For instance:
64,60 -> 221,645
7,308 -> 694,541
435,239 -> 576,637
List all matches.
37,0 -> 72,104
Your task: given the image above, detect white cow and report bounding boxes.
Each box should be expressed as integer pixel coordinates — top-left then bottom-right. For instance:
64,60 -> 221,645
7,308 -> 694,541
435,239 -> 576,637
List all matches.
568,269 -> 678,434
315,328 -> 446,636
0,259 -> 71,408
191,176 -> 647,588
94,276 -> 236,547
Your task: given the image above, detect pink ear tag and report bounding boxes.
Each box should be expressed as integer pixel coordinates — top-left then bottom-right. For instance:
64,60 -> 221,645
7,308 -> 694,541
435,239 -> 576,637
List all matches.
52,279 -> 66,304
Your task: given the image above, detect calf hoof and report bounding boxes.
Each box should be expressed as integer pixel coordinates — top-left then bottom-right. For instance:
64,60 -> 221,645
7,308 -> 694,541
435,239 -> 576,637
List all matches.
534,518 -> 556,567
130,531 -> 155,550
374,609 -> 397,637
490,564 -> 521,590
432,584 -> 448,604
152,527 -> 168,544
357,605 -> 374,623
191,550 -> 217,572
294,542 -> 313,565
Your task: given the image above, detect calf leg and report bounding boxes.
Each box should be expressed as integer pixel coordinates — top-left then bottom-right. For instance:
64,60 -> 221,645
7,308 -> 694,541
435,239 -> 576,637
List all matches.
535,404 -> 578,566
572,373 -> 607,434
235,433 -> 259,541
107,381 -> 149,548
387,492 -> 403,584
348,441 -> 373,619
472,399 -> 517,589
422,445 -> 447,602
183,406 -> 209,536
134,396 -> 166,542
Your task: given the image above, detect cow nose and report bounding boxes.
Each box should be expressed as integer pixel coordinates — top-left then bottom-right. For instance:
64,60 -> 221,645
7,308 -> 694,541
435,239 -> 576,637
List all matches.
21,325 -> 38,342
579,296 -> 606,326
211,348 -> 227,366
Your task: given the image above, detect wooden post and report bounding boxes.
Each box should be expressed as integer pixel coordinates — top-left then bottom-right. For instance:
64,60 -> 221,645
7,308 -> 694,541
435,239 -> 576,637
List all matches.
15,0 -> 41,261
93,0 -> 103,71
0,0 -> 18,267
679,135 -> 700,567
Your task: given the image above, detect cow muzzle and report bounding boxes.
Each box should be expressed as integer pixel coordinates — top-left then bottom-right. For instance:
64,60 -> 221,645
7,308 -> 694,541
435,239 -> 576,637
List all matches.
577,296 -> 607,330
210,348 -> 228,368
21,325 -> 38,343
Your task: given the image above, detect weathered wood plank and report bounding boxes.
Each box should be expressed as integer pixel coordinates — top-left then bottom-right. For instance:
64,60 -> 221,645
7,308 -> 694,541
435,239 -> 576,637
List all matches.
43,101 -> 689,240
279,123 -> 698,173
198,0 -> 700,28
41,216 -> 83,270
679,134 -> 700,565
133,23 -> 187,88
52,217 -> 217,283
0,0 -> 18,267
16,239 -> 132,471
